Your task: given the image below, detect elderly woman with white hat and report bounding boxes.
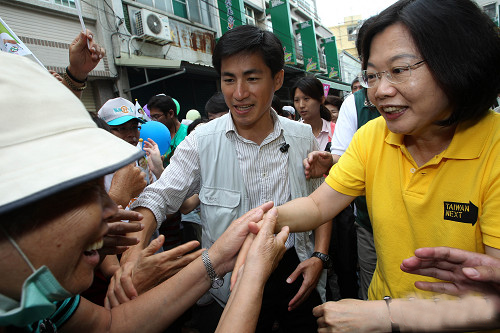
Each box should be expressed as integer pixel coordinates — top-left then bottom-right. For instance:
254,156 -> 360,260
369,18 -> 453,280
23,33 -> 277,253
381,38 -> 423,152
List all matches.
0,52 -> 288,332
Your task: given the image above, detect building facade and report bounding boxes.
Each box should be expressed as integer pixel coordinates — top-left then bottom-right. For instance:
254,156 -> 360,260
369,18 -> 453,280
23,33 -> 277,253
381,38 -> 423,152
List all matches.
1,0 -> 350,116
474,0 -> 499,26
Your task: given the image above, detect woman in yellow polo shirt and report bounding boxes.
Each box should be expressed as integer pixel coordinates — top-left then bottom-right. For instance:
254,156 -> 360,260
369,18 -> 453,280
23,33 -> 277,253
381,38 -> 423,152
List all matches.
272,0 -> 500,330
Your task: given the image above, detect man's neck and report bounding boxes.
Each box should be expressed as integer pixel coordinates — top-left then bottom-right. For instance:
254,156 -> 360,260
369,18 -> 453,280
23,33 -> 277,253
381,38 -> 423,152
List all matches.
233,112 -> 275,145
169,120 -> 181,139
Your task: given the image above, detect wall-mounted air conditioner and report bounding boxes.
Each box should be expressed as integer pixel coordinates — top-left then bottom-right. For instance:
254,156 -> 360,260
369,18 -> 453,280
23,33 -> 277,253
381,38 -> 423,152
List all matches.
135,8 -> 172,46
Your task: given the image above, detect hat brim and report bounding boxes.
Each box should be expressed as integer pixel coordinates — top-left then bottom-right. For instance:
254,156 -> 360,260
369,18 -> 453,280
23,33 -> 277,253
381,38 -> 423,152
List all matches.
0,126 -> 144,214
107,116 -> 146,126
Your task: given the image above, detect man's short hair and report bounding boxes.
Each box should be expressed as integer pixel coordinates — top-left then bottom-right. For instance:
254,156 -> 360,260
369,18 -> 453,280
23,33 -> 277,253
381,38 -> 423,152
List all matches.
147,94 -> 177,117
212,25 -> 284,77
205,92 -> 228,115
359,0 -> 500,125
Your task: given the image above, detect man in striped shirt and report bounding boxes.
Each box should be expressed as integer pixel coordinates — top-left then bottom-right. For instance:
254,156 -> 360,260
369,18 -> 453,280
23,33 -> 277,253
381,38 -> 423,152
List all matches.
124,25 -> 332,332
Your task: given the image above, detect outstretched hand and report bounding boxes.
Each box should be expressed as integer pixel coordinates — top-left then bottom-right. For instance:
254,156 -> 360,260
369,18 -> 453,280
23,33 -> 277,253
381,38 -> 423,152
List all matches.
401,246 -> 500,297
209,202 -> 275,278
105,235 -> 202,308
303,151 -> 334,179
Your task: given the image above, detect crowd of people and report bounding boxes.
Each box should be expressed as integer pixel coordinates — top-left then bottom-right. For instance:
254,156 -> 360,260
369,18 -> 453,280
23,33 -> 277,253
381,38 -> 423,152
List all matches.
1,0 -> 500,332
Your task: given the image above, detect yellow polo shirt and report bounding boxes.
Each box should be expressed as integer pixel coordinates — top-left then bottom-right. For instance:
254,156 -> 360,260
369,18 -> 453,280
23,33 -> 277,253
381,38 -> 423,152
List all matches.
326,111 -> 500,300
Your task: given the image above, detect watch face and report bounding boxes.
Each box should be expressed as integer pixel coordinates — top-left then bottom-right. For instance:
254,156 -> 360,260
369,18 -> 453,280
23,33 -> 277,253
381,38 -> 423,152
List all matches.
212,277 -> 224,289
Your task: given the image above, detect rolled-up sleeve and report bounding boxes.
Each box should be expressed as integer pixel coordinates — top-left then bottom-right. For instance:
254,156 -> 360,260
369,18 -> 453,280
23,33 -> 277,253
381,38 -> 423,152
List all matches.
131,133 -> 201,228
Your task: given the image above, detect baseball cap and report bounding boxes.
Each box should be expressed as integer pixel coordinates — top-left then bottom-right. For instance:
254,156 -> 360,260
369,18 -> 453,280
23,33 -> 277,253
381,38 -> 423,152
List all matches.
0,52 -> 144,214
98,97 -> 146,126
282,106 -> 295,115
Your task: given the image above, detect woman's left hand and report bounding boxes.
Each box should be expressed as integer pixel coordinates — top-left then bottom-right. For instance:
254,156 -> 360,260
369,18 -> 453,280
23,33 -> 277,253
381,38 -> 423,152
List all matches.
313,299 -> 391,333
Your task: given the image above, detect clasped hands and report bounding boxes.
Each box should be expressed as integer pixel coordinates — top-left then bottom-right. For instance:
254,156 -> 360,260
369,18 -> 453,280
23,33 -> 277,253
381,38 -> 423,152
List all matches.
104,202 -> 290,308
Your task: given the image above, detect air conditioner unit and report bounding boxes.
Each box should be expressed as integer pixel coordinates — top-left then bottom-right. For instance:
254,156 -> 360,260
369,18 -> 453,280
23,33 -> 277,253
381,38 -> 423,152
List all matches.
135,8 -> 172,46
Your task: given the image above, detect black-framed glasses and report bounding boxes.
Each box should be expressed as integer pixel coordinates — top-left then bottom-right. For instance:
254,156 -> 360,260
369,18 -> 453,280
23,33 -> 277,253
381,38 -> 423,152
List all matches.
110,125 -> 141,133
358,60 -> 426,88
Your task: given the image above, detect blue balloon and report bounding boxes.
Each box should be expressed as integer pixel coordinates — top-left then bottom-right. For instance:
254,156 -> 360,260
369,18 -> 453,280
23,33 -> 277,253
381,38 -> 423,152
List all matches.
139,121 -> 171,156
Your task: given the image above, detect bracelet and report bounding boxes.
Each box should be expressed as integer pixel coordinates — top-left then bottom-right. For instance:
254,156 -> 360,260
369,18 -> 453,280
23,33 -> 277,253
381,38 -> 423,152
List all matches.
384,296 -> 400,332
63,72 -> 87,91
65,66 -> 87,83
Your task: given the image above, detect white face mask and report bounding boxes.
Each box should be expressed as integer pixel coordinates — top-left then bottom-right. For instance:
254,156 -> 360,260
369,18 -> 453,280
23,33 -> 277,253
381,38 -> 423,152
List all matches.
0,229 -> 73,327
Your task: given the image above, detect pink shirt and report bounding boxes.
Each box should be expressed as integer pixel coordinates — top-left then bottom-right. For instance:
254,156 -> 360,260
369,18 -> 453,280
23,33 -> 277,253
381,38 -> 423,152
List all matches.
301,118 -> 333,151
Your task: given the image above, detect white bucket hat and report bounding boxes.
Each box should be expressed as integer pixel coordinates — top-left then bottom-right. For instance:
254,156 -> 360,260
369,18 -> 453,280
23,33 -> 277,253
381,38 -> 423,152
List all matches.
98,97 -> 146,126
0,52 -> 144,214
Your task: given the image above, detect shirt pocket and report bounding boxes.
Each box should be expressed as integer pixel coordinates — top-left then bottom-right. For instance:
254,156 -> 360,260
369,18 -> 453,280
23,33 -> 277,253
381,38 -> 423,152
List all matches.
199,186 -> 241,242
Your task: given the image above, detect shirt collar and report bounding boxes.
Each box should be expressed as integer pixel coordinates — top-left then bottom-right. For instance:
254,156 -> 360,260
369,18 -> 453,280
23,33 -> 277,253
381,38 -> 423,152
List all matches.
385,111 -> 498,160
225,108 -> 283,144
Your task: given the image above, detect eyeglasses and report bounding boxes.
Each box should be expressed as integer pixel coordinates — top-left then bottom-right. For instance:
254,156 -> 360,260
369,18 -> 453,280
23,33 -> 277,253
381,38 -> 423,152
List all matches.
358,60 -> 426,88
110,125 -> 141,133
150,113 -> 165,121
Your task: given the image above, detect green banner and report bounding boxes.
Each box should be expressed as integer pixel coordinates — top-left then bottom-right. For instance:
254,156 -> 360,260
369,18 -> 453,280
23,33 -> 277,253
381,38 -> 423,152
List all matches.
321,36 -> 340,79
217,0 -> 245,35
267,0 -> 296,65
296,20 -> 319,72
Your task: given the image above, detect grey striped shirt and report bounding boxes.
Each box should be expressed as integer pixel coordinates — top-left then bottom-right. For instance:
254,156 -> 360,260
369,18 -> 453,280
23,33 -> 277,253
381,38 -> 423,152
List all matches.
131,110 -> 300,248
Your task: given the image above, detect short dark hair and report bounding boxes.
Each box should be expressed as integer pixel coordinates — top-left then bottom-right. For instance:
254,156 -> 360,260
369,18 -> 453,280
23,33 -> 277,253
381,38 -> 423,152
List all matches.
205,92 -> 228,115
147,94 -> 177,117
359,0 -> 500,125
272,95 -> 283,114
350,77 -> 360,90
187,118 -> 209,135
212,25 -> 284,77
291,76 -> 332,122
325,95 -> 343,109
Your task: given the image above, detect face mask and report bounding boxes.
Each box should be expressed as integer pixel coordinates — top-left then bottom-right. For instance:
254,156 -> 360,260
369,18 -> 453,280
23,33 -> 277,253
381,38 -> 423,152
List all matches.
0,229 -> 73,327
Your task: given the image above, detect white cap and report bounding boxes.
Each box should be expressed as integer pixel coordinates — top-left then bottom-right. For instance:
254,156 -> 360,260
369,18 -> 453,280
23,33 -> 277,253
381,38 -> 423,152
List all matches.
0,52 -> 144,214
282,105 -> 295,115
98,97 -> 146,126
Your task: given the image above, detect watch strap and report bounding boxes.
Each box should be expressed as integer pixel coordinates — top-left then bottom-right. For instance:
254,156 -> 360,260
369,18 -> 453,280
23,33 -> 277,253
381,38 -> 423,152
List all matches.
201,250 -> 223,288
311,251 -> 332,269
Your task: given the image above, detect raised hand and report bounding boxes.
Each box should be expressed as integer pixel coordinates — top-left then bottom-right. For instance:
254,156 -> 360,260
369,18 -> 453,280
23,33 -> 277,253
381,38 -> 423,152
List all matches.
303,151 -> 334,179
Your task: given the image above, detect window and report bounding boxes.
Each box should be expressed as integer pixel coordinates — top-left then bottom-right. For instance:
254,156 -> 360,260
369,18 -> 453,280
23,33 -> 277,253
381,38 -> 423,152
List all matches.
134,0 -> 213,27
483,3 -> 499,25
245,6 -> 255,25
347,25 -> 358,41
39,0 -> 76,8
135,0 -> 173,13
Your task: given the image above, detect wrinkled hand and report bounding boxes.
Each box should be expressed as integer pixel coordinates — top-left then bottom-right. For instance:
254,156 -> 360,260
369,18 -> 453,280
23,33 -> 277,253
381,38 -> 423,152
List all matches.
68,29 -> 105,81
108,163 -> 147,207
241,208 -> 289,284
208,202 -> 275,277
286,257 -> 323,311
48,70 -> 63,82
105,235 -> 202,308
303,151 -> 334,179
401,246 -> 500,297
99,208 -> 143,256
143,138 -> 164,179
313,299 -> 390,332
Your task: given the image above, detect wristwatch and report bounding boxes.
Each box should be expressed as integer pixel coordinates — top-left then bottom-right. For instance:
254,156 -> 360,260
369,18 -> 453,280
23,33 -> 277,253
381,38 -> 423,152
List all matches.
311,252 -> 333,269
201,250 -> 224,289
